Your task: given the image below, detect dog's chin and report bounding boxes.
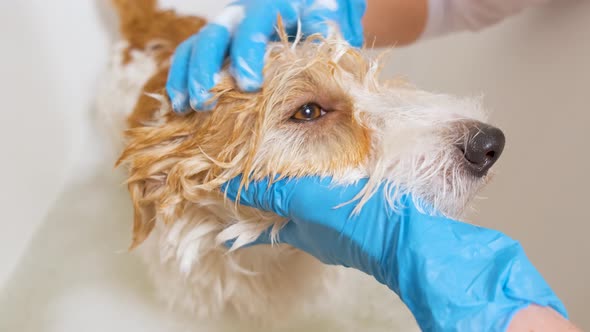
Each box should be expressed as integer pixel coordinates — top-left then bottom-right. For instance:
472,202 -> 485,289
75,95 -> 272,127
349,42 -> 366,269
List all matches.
407,156 -> 493,220
431,173 -> 492,220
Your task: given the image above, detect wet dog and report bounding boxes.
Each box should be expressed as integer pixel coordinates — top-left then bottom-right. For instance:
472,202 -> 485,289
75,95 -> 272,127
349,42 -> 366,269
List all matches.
98,0 -> 504,329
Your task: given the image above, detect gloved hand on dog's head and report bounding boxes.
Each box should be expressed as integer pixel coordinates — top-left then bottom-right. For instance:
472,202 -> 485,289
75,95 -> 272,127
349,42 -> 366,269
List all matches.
223,175 -> 567,331
166,0 -> 366,112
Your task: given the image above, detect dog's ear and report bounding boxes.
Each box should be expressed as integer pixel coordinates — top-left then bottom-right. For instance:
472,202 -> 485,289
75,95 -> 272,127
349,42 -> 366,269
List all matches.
117,111 -> 208,250
117,51 -> 263,251
117,90 -> 237,250
118,133 -> 218,250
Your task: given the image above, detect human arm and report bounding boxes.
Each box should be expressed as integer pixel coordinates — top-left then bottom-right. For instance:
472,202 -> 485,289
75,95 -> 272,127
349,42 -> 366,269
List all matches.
362,0 -> 427,46
509,305 -> 581,332
363,0 -> 550,46
223,176 -> 574,331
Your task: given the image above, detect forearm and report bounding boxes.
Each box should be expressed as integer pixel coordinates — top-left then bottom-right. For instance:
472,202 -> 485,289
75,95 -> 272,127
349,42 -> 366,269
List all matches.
362,0 -> 428,47
508,305 -> 581,332
362,0 -> 549,47
383,202 -> 569,331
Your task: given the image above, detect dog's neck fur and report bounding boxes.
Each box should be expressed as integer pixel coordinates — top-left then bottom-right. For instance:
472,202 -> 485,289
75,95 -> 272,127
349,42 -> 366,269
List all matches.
138,192 -> 331,320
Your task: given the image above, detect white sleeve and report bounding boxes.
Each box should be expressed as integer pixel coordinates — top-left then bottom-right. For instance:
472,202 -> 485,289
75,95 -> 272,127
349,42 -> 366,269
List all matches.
420,0 -> 550,39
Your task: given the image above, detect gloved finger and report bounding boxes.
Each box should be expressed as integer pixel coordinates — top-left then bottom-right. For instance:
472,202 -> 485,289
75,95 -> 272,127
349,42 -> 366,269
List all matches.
230,3 -> 299,92
221,175 -> 291,217
300,5 -> 337,40
166,34 -> 197,113
301,0 -> 366,47
343,0 -> 367,47
187,23 -> 232,111
221,175 -> 371,223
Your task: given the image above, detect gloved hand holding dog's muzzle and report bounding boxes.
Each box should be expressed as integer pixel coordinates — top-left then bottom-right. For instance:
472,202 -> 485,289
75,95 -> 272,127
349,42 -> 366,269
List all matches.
222,175 -> 567,331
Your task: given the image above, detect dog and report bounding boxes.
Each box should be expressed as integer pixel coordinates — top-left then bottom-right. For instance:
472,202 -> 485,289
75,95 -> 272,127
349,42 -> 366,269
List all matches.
98,0 -> 505,330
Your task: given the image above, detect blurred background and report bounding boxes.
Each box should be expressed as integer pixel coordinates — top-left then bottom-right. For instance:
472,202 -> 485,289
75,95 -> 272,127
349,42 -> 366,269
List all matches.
0,0 -> 588,330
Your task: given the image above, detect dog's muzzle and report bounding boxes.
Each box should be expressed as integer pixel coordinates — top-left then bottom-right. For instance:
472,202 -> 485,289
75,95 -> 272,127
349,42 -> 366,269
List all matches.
456,122 -> 506,177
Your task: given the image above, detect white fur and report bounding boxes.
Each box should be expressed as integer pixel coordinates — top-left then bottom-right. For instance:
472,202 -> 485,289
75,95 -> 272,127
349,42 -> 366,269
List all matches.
95,42 -> 158,149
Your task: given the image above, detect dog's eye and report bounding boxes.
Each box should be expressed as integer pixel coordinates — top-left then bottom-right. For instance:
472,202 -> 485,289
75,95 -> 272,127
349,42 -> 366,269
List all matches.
290,103 -> 327,122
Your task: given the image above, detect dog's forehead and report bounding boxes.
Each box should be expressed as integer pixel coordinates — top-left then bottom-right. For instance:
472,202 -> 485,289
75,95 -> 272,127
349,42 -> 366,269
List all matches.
263,38 -> 373,81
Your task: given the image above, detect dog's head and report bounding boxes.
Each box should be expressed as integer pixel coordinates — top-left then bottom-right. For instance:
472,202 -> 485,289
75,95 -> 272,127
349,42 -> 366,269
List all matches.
119,32 -> 504,248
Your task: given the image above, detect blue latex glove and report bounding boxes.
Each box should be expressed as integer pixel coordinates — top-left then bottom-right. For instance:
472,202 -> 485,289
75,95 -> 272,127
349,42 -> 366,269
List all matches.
223,176 -> 568,331
166,0 -> 366,112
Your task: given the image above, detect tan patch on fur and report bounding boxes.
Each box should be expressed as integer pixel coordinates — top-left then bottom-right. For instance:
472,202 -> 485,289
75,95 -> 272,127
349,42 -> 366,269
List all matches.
127,67 -> 170,128
111,0 -> 205,63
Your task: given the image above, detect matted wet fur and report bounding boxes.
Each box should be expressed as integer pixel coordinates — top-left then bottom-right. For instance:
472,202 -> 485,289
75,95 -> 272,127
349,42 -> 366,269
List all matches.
99,0 -> 499,329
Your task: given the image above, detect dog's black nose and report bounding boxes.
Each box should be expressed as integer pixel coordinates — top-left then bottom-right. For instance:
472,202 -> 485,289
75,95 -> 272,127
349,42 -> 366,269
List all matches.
457,123 -> 505,177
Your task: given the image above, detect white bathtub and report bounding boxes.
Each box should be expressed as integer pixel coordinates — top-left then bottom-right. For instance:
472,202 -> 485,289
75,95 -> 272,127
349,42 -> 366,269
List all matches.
1,0 -> 588,330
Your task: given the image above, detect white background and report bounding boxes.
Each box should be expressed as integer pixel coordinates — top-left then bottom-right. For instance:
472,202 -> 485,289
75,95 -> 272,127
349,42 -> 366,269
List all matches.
0,0 -> 588,330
